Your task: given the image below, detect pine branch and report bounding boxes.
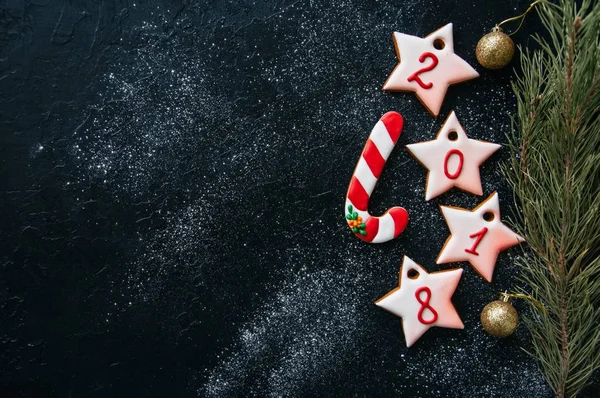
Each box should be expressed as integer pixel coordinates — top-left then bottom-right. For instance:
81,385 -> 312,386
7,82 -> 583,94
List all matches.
503,0 -> 600,397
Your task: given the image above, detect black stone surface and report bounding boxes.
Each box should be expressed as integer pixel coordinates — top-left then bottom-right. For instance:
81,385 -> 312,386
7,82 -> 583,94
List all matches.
1,1 -> 598,397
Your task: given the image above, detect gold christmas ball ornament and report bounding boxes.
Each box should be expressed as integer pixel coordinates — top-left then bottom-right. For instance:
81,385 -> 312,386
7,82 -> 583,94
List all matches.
476,27 -> 515,70
480,294 -> 519,338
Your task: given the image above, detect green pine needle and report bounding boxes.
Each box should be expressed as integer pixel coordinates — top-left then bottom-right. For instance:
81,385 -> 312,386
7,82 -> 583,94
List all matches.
503,1 -> 600,397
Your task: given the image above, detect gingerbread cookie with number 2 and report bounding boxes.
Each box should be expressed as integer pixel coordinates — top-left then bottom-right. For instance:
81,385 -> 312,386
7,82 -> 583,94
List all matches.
383,23 -> 479,117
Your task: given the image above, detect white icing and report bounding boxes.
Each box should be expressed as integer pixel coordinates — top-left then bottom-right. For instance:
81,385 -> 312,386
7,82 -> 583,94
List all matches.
353,157 -> 378,197
383,23 -> 480,116
369,121 -> 395,158
406,111 -> 501,200
437,192 -> 525,282
371,212 -> 396,244
376,256 -> 464,347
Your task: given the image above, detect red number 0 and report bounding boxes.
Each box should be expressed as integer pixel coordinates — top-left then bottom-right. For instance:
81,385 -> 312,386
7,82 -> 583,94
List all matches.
407,52 -> 438,89
443,149 -> 464,179
464,227 -> 488,256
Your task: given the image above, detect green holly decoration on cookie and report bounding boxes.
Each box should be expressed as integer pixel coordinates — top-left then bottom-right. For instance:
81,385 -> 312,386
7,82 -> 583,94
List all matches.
346,205 -> 367,236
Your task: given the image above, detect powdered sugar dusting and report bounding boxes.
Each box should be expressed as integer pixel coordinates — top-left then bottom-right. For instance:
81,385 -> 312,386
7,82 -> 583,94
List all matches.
71,23 -> 233,198
203,260 -> 369,397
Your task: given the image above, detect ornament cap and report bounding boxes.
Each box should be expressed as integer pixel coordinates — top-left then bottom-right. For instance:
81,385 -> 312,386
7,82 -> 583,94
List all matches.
500,291 -> 513,303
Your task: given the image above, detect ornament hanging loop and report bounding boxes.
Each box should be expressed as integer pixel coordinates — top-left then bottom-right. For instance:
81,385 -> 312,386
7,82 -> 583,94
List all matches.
497,0 -> 545,36
499,291 -> 546,312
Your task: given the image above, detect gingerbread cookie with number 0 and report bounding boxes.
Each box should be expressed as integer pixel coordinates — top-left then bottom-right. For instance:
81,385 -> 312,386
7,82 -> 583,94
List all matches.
383,23 -> 480,117
406,111 -> 501,201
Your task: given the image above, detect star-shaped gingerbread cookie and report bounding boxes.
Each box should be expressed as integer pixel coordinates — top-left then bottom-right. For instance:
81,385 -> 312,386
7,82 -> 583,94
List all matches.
406,111 -> 501,201
383,23 -> 479,117
376,256 -> 464,347
437,192 -> 525,282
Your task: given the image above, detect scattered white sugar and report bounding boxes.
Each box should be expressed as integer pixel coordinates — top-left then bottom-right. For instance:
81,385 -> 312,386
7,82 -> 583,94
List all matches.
67,1 -> 554,396
202,261 -> 370,397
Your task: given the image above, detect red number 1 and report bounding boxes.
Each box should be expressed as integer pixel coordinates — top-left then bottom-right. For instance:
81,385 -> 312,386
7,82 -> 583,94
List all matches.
464,227 -> 488,256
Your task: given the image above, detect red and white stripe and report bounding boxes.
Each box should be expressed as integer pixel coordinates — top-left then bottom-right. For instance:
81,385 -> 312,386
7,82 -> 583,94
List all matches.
345,111 -> 409,243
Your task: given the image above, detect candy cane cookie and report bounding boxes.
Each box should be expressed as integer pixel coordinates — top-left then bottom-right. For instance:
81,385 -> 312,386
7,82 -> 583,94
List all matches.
345,111 -> 409,243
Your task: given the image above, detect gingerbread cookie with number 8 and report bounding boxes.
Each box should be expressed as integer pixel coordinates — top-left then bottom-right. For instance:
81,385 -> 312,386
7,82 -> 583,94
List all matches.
376,256 -> 464,347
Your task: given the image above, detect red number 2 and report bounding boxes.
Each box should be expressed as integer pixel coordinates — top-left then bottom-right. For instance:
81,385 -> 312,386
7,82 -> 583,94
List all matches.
407,52 -> 439,89
464,227 -> 488,256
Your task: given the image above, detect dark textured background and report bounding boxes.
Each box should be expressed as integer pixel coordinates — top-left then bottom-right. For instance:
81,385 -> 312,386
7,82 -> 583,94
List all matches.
1,0 -> 598,397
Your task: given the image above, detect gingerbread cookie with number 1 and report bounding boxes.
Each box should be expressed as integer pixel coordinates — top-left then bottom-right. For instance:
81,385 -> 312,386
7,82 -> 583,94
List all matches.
383,23 -> 479,117
437,192 -> 525,282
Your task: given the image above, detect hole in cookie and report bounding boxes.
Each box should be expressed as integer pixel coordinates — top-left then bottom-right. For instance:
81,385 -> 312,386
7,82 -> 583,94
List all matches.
448,131 -> 458,141
433,39 -> 445,50
483,212 -> 495,222
407,269 -> 420,279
